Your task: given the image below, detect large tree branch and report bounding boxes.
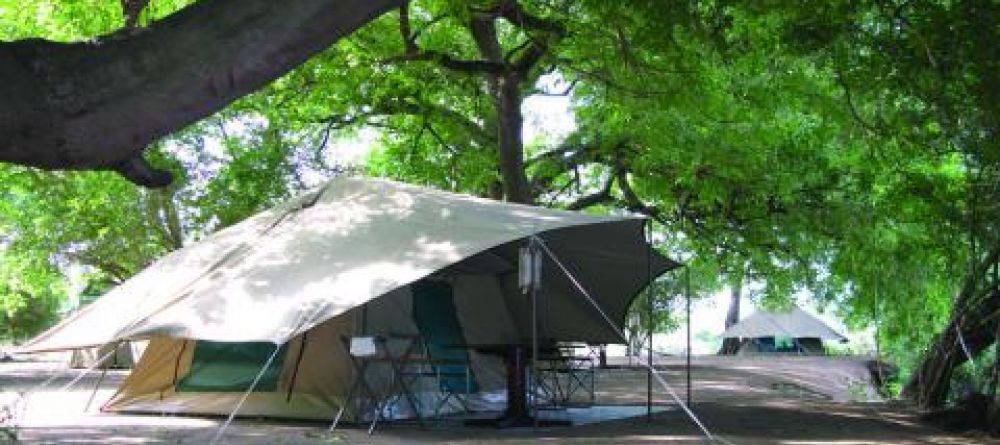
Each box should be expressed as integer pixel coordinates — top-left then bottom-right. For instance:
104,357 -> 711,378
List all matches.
475,0 -> 565,35
398,0 -> 418,54
387,2 -> 504,74
383,51 -> 506,74
487,1 -> 565,77
468,9 -> 533,204
0,0 -> 400,187
321,97 -> 494,146
565,174 -> 615,211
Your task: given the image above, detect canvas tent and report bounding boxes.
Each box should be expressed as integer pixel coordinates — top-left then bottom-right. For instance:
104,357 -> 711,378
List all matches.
20,177 -> 676,420
720,306 -> 847,355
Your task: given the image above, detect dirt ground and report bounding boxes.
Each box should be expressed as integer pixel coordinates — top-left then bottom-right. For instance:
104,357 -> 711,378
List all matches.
1,355 -> 997,445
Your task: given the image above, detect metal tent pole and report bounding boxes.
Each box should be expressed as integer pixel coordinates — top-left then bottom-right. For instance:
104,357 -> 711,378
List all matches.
686,265 -> 692,405
84,342 -> 119,412
534,237 -> 721,443
85,366 -> 109,412
531,237 -> 540,430
211,345 -> 283,445
646,219 -> 653,422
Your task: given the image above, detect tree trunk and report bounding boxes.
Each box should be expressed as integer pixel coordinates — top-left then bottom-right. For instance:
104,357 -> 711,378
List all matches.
902,289 -> 999,408
494,74 -> 533,204
0,0 -> 400,186
469,16 -> 533,204
718,272 -> 742,355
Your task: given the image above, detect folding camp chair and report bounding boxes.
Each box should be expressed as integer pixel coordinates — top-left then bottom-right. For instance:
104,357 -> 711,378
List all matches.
409,280 -> 479,418
533,344 -> 596,409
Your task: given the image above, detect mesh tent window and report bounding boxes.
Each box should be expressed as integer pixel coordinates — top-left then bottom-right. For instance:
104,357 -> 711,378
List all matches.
775,336 -> 796,352
177,341 -> 288,392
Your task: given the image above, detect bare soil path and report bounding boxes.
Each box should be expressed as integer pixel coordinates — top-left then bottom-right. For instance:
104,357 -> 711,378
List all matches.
1,356 -> 996,445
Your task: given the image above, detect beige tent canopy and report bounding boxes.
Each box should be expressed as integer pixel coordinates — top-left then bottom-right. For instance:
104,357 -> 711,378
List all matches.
67,342 -> 144,369
721,305 -> 847,355
22,177 -> 676,419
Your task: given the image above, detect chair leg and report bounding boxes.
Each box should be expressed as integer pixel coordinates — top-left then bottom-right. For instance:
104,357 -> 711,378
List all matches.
367,399 -> 382,435
433,392 -> 453,418
454,393 -> 472,413
583,365 -> 594,404
330,405 -> 346,431
330,382 -> 360,431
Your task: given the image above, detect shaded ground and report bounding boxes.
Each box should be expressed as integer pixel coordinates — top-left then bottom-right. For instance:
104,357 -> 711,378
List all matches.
1,356 -> 996,445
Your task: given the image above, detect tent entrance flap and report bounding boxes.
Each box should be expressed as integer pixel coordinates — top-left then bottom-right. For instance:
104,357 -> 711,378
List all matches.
412,280 -> 478,393
177,341 -> 288,392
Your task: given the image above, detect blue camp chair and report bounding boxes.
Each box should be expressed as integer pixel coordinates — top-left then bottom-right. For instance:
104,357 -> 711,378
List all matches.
410,280 -> 478,417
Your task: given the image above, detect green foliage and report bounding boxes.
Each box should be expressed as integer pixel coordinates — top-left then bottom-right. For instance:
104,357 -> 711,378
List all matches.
0,0 -> 194,40
0,253 -> 63,339
0,166 -> 170,338
0,0 -> 996,406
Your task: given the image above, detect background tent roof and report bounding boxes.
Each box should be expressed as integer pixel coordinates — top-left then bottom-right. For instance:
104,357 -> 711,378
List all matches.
22,177 -> 677,352
720,306 -> 847,342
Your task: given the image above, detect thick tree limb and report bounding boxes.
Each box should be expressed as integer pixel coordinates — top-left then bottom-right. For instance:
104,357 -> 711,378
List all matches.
0,0 -> 400,187
383,51 -> 505,74
398,0 -> 418,54
565,174 -> 615,211
468,10 -> 533,204
387,0 -> 563,204
389,2 -> 504,74
902,288 -> 999,408
474,1 -> 566,35
616,167 -> 669,225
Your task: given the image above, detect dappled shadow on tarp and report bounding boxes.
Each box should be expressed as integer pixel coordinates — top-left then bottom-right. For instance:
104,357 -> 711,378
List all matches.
23,177 -> 674,352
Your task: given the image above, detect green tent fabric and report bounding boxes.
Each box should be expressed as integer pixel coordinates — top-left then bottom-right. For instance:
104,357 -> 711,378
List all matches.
411,280 -> 478,394
177,341 -> 288,392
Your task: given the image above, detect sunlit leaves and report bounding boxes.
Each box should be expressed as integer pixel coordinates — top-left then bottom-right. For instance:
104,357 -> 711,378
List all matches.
0,0 -> 194,40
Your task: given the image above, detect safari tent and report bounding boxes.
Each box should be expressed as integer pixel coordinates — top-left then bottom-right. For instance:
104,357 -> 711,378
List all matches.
721,306 -> 847,355
21,177 -> 676,420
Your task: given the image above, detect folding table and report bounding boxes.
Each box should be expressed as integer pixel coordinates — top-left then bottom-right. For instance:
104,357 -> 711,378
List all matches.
329,335 -> 424,434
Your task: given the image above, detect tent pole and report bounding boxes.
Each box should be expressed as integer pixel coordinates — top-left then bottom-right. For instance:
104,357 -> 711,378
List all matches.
685,265 -> 692,405
533,236 -> 721,443
531,237 -> 540,430
85,365 -> 109,413
85,342 -> 118,412
164,339 -> 189,401
210,344 -> 283,445
286,332 -> 308,403
646,219 -> 653,422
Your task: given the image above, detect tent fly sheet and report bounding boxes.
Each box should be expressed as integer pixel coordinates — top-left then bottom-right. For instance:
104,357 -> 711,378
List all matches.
21,177 -> 677,420
721,306 -> 847,355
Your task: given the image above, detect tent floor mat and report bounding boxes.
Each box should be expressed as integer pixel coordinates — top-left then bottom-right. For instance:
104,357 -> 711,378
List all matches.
424,404 -> 673,428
